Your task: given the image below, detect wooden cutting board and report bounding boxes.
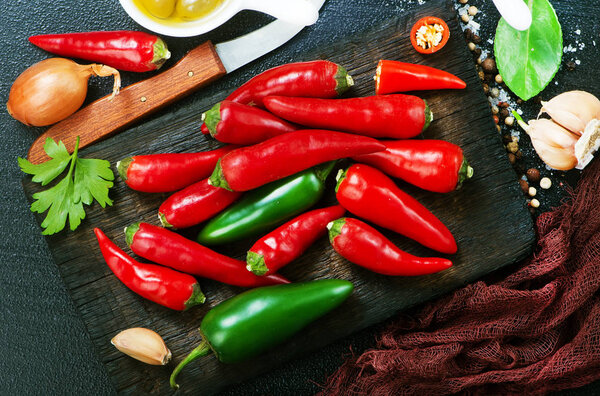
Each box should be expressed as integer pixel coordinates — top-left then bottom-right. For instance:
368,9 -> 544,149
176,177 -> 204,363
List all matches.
23,1 -> 535,394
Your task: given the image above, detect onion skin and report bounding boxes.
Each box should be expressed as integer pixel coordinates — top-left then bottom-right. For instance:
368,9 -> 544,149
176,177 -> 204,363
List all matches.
6,58 -> 120,127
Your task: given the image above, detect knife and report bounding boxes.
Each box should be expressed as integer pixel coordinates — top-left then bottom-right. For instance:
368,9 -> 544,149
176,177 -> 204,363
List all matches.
27,0 -> 327,165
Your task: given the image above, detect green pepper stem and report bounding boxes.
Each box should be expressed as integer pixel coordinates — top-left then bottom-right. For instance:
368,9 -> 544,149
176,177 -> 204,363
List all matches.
209,159 -> 232,191
423,101 -> 433,131
456,157 -> 474,190
170,338 -> 212,390
116,157 -> 132,181
327,218 -> 346,243
334,168 -> 347,193
124,222 -> 140,247
203,102 -> 221,137
314,161 -> 337,183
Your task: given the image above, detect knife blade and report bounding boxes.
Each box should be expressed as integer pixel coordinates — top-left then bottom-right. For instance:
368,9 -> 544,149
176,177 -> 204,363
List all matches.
27,0 -> 326,165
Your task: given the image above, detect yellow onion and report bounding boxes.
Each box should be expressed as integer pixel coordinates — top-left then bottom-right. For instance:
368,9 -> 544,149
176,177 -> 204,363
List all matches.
523,118 -> 579,170
6,58 -> 120,127
539,90 -> 600,135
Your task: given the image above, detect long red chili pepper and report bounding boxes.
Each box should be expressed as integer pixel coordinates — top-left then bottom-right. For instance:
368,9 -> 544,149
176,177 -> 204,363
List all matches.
352,140 -> 474,193
202,100 -> 298,145
158,178 -> 242,229
209,130 -> 385,192
125,222 -> 289,288
29,31 -> 171,72
226,60 -> 354,107
246,205 -> 346,276
117,146 -> 236,193
263,95 -> 432,139
328,218 -> 452,276
94,228 -> 205,311
375,60 -> 466,94
336,164 -> 457,254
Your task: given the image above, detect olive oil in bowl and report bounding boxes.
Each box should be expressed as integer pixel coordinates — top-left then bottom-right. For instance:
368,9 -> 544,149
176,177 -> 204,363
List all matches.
133,0 -> 225,23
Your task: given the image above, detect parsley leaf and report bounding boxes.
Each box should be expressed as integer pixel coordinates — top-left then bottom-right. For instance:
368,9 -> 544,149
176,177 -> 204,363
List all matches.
19,137 -> 115,235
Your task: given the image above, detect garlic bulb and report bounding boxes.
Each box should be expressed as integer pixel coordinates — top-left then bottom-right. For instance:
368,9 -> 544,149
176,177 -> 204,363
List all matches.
539,90 -> 600,136
575,119 -> 600,169
522,118 -> 579,170
111,328 -> 171,365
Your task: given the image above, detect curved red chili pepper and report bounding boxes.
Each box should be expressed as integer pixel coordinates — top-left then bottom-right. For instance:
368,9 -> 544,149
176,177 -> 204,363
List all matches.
352,140 -> 474,193
117,146 -> 237,193
263,95 -> 432,139
158,178 -> 242,229
29,31 -> 171,72
335,164 -> 457,254
125,223 -> 289,288
209,130 -> 385,192
94,228 -> 205,311
375,60 -> 466,94
328,218 -> 452,276
202,100 -> 298,145
226,60 -> 354,107
246,205 -> 346,276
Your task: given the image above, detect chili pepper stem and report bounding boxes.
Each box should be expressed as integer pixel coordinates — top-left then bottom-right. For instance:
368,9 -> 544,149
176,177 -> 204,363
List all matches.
184,283 -> 206,309
246,251 -> 268,276
152,38 -> 171,69
125,222 -> 141,247
456,158 -> 474,190
423,101 -> 433,131
158,212 -> 173,228
334,168 -> 347,193
116,157 -> 132,181
334,65 -> 354,95
203,102 -> 221,136
208,159 -> 232,191
170,338 -> 212,390
327,218 -> 345,243
314,161 -> 337,183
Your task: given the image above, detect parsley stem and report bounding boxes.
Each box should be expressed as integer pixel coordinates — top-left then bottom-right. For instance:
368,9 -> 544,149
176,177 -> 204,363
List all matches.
67,136 -> 81,176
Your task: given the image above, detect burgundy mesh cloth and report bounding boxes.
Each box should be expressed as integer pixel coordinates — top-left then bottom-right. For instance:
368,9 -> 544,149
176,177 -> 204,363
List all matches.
320,158 -> 600,395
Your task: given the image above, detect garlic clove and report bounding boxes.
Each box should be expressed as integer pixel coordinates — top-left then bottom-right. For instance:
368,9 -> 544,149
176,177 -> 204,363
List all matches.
111,328 -> 171,366
575,119 -> 600,169
526,119 -> 578,170
539,90 -> 600,135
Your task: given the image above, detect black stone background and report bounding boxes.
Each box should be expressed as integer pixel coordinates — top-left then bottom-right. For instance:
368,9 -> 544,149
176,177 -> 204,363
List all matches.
0,0 -> 597,394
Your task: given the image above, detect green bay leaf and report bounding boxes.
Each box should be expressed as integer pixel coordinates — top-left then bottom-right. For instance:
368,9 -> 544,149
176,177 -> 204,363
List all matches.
494,0 -> 562,101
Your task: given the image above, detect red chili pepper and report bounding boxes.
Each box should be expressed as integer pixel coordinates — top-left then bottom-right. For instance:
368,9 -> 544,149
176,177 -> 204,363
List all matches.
117,146 -> 237,193
209,130 -> 385,192
246,205 -> 346,276
29,31 -> 171,72
125,222 -> 289,288
410,17 -> 450,54
263,95 -> 432,139
94,228 -> 205,310
374,60 -> 466,94
352,140 -> 474,193
202,100 -> 298,145
335,164 -> 457,254
158,178 -> 242,229
328,217 -> 452,276
225,60 -> 354,107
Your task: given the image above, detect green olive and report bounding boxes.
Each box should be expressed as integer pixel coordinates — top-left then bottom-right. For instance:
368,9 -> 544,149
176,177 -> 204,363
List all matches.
176,0 -> 220,20
142,0 -> 176,19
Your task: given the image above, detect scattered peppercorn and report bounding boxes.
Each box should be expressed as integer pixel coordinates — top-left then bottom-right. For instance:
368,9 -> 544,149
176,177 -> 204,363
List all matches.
515,150 -> 523,160
508,153 -> 516,164
495,74 -> 503,84
498,102 -> 509,108
459,0 -> 468,4
507,141 -> 518,153
528,186 -> 537,197
566,61 -> 576,71
519,179 -> 529,194
490,87 -> 500,97
478,70 -> 485,80
540,177 -> 552,189
496,125 -> 502,133
464,28 -> 473,41
502,134 -> 512,144
526,168 -> 541,183
500,108 -> 509,119
481,58 -> 497,74
482,83 -> 489,94
530,198 -> 540,208
493,115 -> 499,124
472,34 -> 481,44
473,47 -> 482,57
492,105 -> 499,115
516,99 -> 523,105
468,42 -> 476,51
468,6 -> 478,15
505,116 -> 515,126
461,14 -> 470,23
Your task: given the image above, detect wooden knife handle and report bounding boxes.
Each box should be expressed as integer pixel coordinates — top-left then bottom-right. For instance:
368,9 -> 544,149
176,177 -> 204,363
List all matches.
27,41 -> 226,164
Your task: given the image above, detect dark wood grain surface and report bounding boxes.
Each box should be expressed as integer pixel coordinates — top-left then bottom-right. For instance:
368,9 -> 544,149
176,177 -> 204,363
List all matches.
22,1 -> 535,394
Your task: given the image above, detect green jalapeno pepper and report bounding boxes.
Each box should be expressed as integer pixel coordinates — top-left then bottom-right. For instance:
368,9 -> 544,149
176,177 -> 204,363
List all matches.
197,161 -> 336,245
170,279 -> 354,389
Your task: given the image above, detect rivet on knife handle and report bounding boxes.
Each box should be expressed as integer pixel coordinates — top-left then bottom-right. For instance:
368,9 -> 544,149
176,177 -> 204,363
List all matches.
27,41 -> 227,165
